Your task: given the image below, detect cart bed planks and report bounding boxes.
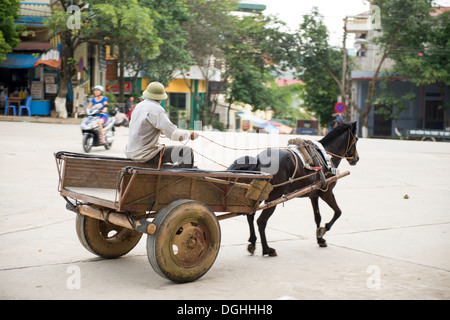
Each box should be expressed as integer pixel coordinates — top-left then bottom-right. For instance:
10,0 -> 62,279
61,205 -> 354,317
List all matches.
56,151 -> 273,214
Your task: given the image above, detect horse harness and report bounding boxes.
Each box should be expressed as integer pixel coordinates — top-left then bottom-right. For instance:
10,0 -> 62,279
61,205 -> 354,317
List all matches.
284,128 -> 358,191
287,138 -> 330,190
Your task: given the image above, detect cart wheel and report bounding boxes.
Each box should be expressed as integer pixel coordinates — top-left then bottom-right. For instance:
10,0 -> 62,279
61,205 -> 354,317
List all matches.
76,214 -> 142,259
147,200 -> 221,283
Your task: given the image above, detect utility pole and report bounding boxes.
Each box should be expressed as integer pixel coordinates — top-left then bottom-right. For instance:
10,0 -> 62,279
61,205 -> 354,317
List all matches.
341,17 -> 352,122
341,17 -> 348,99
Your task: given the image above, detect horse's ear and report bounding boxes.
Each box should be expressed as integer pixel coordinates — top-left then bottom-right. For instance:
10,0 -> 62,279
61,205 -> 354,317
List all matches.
352,121 -> 358,134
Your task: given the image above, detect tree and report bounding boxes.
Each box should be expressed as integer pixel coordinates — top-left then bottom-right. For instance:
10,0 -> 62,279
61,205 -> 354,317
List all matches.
45,0 -> 161,117
224,59 -> 274,128
288,3 -> 436,136
45,0 -> 91,118
87,0 -> 161,102
361,0 -> 435,136
374,74 -> 415,137
385,7 -> 450,128
135,0 -> 192,87
287,8 -> 343,126
220,13 -> 286,128
0,0 -> 24,62
181,0 -> 237,126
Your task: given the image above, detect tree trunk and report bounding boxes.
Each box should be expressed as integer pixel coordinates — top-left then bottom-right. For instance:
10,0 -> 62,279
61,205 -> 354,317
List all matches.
118,44 -> 125,103
55,31 -> 75,118
361,112 -> 369,138
226,101 -> 231,130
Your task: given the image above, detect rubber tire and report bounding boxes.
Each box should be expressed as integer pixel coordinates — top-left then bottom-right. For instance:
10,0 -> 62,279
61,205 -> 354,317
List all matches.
83,133 -> 93,153
76,214 -> 142,259
147,200 -> 221,283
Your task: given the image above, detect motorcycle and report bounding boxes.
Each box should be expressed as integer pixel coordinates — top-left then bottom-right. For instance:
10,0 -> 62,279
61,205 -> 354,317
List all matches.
80,104 -> 116,153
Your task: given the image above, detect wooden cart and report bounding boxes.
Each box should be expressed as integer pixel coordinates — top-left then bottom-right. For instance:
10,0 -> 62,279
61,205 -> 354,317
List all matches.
55,151 -> 349,283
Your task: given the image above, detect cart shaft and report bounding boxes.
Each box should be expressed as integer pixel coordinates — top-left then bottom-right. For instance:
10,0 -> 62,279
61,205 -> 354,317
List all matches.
258,170 -> 350,211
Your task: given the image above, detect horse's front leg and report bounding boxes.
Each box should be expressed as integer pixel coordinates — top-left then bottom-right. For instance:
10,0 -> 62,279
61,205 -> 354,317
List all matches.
310,196 -> 327,247
318,190 -> 342,242
247,213 -> 257,254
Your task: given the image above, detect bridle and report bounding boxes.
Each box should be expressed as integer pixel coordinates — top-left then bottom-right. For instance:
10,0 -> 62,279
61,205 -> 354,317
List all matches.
343,128 -> 358,160
325,128 -> 358,160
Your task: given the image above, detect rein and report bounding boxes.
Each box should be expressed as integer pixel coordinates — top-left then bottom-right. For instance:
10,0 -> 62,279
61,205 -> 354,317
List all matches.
180,129 -> 358,168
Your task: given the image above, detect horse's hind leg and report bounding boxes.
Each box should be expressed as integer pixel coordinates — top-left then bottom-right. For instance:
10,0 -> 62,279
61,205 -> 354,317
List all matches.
247,214 -> 257,254
310,196 -> 327,247
257,206 -> 277,256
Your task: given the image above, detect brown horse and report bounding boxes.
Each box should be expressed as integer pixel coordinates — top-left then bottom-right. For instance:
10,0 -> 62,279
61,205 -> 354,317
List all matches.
228,122 -> 359,256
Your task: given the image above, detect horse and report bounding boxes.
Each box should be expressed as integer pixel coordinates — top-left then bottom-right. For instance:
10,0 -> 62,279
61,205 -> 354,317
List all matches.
228,121 -> 359,256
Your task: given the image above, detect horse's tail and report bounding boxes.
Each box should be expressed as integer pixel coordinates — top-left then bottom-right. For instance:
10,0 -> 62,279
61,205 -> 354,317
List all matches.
227,156 -> 260,171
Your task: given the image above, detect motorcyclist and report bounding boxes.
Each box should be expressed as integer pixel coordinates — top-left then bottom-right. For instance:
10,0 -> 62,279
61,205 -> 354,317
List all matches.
85,85 -> 109,143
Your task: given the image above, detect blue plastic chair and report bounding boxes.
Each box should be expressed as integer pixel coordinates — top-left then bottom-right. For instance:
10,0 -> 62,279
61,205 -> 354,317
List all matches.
4,95 -> 17,116
19,96 -> 32,116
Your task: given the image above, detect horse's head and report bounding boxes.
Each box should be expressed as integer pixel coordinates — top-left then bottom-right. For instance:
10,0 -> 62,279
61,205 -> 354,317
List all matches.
344,122 -> 359,166
320,121 -> 360,167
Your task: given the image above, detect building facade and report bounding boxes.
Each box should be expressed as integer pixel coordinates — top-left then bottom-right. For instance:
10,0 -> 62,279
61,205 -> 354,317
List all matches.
347,10 -> 450,137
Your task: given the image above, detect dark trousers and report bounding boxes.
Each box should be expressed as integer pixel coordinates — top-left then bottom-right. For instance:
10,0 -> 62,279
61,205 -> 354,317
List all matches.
147,145 -> 194,168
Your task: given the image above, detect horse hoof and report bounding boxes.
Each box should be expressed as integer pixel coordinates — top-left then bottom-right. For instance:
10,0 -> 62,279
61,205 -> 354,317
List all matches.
263,248 -> 277,257
248,244 -> 255,255
317,238 -> 327,247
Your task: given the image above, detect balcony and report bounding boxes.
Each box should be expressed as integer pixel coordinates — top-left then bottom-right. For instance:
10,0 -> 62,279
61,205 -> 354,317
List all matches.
16,1 -> 51,26
346,15 -> 370,33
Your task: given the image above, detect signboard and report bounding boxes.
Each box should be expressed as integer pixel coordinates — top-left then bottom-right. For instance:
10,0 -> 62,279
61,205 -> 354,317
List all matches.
106,60 -> 118,80
44,75 -> 56,84
31,81 -> 43,99
334,102 -> 346,114
78,57 -> 84,72
45,84 -> 58,94
105,82 -> 131,94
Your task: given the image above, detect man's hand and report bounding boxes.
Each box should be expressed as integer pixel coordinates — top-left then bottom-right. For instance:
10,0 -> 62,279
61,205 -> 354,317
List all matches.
190,131 -> 199,140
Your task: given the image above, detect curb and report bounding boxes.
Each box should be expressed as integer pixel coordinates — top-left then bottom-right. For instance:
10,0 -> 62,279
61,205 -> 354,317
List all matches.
0,115 -> 82,125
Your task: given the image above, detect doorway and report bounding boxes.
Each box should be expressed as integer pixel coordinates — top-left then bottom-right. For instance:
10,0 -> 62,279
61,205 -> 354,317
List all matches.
373,104 -> 392,136
424,100 -> 444,129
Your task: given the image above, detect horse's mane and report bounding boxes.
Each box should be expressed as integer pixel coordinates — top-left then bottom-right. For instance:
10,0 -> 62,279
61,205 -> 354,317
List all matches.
319,123 -> 353,145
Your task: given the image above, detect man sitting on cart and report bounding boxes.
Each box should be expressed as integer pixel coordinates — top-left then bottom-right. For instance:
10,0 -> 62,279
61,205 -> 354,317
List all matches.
125,82 -> 198,167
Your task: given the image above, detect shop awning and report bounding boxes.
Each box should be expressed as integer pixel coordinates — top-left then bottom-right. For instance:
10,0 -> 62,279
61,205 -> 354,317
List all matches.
237,112 -> 267,127
237,112 -> 281,134
34,57 -> 61,69
0,54 -> 40,68
269,121 -> 294,134
262,122 -> 280,134
14,42 -> 52,51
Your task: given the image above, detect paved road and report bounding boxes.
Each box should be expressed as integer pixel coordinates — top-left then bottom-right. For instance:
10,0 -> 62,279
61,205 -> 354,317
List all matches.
0,121 -> 449,299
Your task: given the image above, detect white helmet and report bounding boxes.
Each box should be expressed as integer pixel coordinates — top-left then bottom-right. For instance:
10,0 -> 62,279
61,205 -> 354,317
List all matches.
93,85 -> 104,92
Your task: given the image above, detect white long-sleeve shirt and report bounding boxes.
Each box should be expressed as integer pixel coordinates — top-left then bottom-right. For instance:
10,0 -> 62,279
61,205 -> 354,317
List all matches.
125,99 -> 191,162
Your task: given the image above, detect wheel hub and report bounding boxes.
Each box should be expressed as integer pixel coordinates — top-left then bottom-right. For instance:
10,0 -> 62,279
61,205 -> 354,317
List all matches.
172,222 -> 208,267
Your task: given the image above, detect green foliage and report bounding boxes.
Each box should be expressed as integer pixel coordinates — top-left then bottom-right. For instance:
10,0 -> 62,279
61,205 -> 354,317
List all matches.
373,0 -> 449,126
87,0 -> 162,64
221,13 -> 288,108
0,0 -> 25,61
374,75 -> 415,120
269,81 -> 306,126
138,0 -> 192,86
287,8 -> 343,126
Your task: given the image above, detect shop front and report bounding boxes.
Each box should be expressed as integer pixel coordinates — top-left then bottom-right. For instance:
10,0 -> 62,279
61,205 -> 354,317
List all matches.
0,49 -> 60,116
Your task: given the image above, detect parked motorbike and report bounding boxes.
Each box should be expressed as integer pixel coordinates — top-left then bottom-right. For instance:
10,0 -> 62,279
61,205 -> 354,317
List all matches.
80,104 -> 116,153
